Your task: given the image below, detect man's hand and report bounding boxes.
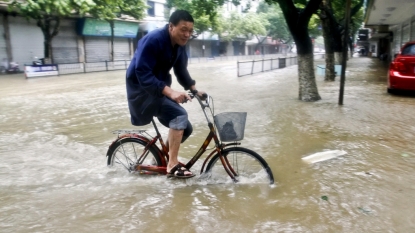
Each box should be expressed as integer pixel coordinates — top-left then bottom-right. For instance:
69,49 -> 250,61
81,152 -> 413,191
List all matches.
196,90 -> 207,100
163,86 -> 191,104
171,90 -> 192,104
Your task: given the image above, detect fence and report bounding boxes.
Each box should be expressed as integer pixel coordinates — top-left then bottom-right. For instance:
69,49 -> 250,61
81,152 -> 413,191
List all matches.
32,53 -> 325,77
56,55 -> 292,76
237,56 -> 298,77
236,53 -> 326,77
57,60 -> 131,75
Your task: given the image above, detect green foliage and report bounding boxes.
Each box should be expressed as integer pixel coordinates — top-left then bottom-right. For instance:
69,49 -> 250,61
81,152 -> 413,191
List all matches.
257,1 -> 291,42
166,0 -> 226,35
89,0 -> 147,21
219,11 -> 269,41
8,0 -> 97,59
328,0 -> 365,37
9,0 -> 96,19
295,1 -> 323,37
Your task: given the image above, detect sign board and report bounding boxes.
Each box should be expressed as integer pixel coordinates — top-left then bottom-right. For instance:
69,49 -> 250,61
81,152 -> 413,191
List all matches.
77,18 -> 139,38
25,64 -> 59,78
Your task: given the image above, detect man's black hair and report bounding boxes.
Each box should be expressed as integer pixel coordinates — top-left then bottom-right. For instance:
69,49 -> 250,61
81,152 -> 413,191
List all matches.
169,10 -> 194,25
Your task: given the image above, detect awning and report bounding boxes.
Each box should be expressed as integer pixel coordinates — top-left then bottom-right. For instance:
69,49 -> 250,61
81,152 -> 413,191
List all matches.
369,32 -> 390,41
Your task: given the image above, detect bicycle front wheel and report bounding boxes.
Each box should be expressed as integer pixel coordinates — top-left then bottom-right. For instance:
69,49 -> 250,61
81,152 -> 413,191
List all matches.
107,137 -> 161,172
205,147 -> 274,184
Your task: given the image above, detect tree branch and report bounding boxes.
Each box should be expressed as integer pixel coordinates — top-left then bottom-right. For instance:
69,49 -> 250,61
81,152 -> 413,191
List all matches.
299,0 -> 323,24
51,17 -> 60,38
351,0 -> 364,17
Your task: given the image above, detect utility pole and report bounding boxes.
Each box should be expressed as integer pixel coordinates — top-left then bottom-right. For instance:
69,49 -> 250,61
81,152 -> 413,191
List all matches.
339,0 -> 352,105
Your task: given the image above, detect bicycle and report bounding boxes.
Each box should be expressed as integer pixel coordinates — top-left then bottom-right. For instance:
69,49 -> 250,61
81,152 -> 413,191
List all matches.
106,91 -> 274,184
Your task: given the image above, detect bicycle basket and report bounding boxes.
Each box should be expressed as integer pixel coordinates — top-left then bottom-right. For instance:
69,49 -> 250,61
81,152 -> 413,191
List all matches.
213,112 -> 247,142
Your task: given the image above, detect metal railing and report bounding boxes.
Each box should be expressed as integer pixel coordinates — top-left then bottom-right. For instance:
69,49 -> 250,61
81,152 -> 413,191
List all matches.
237,56 -> 298,77
57,60 -> 131,75
236,53 -> 326,77
36,53 -> 325,77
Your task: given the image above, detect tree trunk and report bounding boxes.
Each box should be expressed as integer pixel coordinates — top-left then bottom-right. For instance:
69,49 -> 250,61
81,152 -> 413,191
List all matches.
320,0 -> 336,81
39,16 -> 60,64
41,17 -> 50,62
110,20 -> 115,62
2,13 -> 13,64
334,52 -> 342,64
276,0 -> 322,101
325,52 -> 336,78
298,53 -> 321,101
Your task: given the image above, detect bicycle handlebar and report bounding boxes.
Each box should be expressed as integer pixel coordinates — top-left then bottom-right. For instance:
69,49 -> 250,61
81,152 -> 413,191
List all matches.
188,90 -> 210,108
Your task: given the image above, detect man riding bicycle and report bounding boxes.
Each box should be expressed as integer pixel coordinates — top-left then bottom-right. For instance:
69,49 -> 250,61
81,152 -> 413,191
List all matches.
126,10 -> 204,178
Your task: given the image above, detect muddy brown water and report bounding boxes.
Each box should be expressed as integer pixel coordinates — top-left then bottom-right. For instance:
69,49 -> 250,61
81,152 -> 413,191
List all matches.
1,57 -> 415,232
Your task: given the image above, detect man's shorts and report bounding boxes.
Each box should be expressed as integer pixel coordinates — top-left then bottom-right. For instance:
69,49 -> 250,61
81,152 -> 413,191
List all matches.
156,97 -> 193,142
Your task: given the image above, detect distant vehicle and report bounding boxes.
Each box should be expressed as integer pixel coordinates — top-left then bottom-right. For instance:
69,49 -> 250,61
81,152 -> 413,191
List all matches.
0,60 -> 21,74
7,62 -> 21,73
387,41 -> 415,93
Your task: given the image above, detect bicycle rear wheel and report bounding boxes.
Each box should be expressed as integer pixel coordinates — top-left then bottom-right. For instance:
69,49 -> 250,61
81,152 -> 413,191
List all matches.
107,137 -> 161,172
205,147 -> 274,184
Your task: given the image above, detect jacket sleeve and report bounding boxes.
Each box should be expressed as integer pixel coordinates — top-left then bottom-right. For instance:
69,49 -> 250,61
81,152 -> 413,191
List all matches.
135,37 -> 166,97
173,49 -> 195,90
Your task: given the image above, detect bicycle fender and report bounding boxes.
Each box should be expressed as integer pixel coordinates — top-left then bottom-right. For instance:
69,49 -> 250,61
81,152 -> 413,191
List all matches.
107,133 -> 150,153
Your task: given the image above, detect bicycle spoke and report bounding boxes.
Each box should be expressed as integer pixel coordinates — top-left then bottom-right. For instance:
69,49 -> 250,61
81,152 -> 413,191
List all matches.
205,147 -> 274,184
120,143 -> 136,163
107,138 -> 162,173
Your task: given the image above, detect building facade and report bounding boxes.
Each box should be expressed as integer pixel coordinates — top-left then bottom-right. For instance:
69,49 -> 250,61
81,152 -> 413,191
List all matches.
364,0 -> 415,61
0,0 -> 277,70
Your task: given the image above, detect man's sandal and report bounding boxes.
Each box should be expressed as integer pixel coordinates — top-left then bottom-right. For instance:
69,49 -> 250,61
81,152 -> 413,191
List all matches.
167,164 -> 195,179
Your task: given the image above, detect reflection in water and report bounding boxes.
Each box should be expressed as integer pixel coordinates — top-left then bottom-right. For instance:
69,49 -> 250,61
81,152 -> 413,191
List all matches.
1,57 -> 415,232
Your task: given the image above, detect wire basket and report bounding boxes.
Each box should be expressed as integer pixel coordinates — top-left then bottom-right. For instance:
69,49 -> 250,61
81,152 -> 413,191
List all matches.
213,112 -> 247,142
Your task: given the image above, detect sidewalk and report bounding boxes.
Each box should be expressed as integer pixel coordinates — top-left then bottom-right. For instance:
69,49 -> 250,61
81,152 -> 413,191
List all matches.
314,55 -> 389,83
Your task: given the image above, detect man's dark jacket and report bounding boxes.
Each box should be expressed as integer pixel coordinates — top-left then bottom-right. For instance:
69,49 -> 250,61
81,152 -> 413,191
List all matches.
126,24 -> 195,126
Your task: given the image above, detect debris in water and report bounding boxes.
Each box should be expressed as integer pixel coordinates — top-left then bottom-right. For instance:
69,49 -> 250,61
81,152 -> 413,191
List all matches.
358,207 -> 372,214
302,150 -> 347,164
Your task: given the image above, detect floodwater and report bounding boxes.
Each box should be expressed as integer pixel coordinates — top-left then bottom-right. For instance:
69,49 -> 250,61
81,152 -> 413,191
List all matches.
1,57 -> 415,232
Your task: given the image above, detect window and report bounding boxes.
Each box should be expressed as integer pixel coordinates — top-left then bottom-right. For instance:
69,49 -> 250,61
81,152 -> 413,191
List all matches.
402,44 -> 415,55
147,1 -> 155,17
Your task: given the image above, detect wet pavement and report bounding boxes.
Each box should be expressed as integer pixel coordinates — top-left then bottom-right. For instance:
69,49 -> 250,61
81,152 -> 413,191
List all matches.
1,56 -> 415,232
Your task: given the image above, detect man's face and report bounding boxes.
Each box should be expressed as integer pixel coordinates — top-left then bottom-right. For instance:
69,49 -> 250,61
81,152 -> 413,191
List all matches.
169,20 -> 194,46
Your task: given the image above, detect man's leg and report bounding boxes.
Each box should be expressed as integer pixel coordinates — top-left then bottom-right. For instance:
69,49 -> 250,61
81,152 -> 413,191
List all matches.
166,128 -> 183,172
156,98 -> 193,175
166,116 -> 192,176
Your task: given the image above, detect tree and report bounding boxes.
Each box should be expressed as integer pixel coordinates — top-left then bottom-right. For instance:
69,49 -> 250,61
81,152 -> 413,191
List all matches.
266,0 -> 322,101
257,1 -> 292,51
319,0 -> 364,81
168,0 -> 322,101
8,0 -> 96,63
218,11 -> 269,45
89,0 -> 147,61
166,0 -> 227,36
319,0 -> 338,81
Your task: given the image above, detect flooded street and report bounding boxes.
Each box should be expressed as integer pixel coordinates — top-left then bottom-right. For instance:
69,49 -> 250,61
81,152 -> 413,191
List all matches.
1,57 -> 415,232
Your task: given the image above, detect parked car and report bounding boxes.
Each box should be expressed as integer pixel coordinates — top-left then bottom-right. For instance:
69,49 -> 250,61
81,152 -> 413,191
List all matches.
387,41 -> 415,93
